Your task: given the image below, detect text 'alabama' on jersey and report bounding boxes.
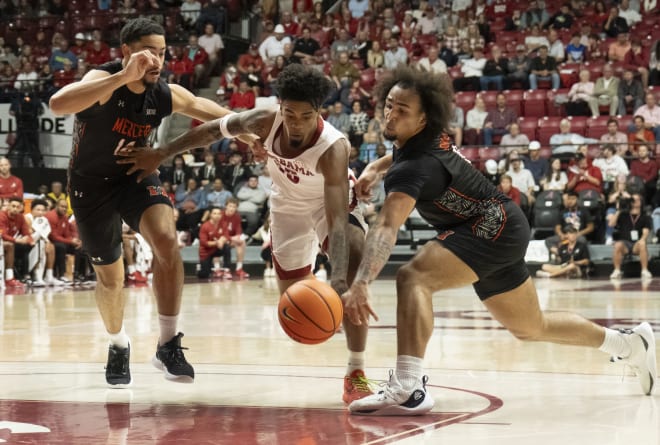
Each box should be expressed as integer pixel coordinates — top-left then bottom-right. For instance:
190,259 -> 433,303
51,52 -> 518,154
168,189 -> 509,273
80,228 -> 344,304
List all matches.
385,132 -> 510,239
70,61 -> 172,179
264,110 -> 347,211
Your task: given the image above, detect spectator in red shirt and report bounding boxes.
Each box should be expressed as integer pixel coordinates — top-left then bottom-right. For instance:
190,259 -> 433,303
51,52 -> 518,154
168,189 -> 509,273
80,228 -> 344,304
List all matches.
229,80 -> 256,111
567,152 -> 603,194
183,35 -> 209,88
85,39 -> 112,68
46,198 -> 82,282
0,157 -> 24,199
167,46 -> 194,90
197,207 -> 231,279
0,197 -> 33,287
497,174 -> 522,205
237,43 -> 265,75
222,198 -> 248,279
630,144 -> 658,204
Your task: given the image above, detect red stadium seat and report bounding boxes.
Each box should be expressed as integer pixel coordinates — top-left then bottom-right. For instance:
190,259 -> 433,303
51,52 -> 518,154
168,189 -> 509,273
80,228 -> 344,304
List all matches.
504,89 -> 524,116
454,91 -> 477,115
546,88 -> 569,117
523,89 -> 547,117
359,68 -> 376,90
567,116 -> 588,136
480,90 -> 499,109
459,147 -> 480,168
558,62 -> 580,89
518,116 -> 539,141
539,146 -> 553,159
585,116 -> 610,139
617,115 -> 634,131
478,146 -> 502,164
537,116 -> 564,145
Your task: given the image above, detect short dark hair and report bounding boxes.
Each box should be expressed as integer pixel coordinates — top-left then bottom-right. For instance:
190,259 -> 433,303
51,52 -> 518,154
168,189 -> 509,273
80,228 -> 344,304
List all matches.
275,64 -> 334,110
373,65 -> 454,139
8,197 -> 23,204
31,198 -> 48,209
120,18 -> 165,46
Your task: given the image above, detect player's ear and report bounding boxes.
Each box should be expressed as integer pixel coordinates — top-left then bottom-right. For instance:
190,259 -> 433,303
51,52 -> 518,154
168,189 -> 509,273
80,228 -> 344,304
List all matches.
120,43 -> 131,60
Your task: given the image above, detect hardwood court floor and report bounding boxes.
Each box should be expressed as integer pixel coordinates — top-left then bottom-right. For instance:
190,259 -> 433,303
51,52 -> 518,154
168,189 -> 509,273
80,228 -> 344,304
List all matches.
0,276 -> 658,444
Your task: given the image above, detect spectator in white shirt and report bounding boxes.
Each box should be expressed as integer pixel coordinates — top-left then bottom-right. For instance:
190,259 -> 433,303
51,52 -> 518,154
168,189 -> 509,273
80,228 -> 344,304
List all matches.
453,46 -> 486,91
259,24 -> 291,64
180,0 -> 202,29
525,24 -> 550,53
383,37 -> 408,70
500,122 -> 531,155
198,23 -> 224,74
416,46 -> 447,74
592,144 -> 629,194
348,0 -> 369,18
507,150 -> 537,205
417,5 -> 444,35
14,62 -> 39,92
547,29 -> 565,63
550,119 -> 599,154
619,0 -> 642,26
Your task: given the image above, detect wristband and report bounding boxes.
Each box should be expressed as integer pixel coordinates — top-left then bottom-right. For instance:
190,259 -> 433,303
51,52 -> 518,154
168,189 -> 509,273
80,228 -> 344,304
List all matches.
218,115 -> 236,139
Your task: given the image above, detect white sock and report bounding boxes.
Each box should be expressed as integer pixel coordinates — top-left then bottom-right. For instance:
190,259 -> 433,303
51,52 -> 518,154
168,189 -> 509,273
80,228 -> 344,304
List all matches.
347,350 -> 365,375
108,326 -> 130,349
236,262 -> 243,270
46,269 -> 54,280
158,314 -> 178,345
395,355 -> 424,391
5,269 -> 13,280
128,264 -> 136,274
599,328 -> 632,358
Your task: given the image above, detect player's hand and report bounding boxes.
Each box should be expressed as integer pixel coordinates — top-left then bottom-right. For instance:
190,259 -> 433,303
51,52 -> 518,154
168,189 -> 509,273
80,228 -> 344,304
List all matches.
354,169 -> 378,201
341,282 -> 379,326
237,134 -> 268,162
116,145 -> 166,182
123,50 -> 161,84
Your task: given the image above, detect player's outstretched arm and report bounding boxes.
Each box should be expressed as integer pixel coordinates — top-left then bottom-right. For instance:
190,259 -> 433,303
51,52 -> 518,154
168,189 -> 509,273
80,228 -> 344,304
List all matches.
354,154 -> 393,200
117,107 -> 275,181
50,50 -> 161,115
319,138 -> 351,296
342,191 -> 416,326
170,83 -> 234,122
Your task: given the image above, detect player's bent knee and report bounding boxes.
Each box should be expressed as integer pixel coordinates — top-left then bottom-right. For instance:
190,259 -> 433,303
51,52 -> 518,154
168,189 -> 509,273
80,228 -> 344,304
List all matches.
507,324 -> 544,341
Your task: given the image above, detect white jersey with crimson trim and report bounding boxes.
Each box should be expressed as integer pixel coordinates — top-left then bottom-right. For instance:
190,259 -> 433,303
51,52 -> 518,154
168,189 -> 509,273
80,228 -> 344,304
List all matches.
264,110 -> 348,210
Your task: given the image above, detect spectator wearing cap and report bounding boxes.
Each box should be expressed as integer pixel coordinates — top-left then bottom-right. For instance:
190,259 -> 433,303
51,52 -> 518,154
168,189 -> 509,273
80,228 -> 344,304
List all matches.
500,123 -> 531,155
482,159 -> 501,187
453,47 -> 486,92
525,141 -> 550,185
259,24 -> 292,64
198,23 -> 224,75
237,44 -> 264,75
507,44 -> 530,89
536,225 -> 591,279
70,33 -> 88,59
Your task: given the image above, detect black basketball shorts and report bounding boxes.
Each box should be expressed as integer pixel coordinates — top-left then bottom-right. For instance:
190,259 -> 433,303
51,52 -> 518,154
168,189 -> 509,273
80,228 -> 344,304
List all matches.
69,172 -> 172,265
435,201 -> 531,300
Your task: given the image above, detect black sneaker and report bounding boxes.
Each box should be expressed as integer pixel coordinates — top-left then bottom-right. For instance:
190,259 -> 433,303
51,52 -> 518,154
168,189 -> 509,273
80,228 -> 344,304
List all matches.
105,344 -> 131,388
151,332 -> 194,383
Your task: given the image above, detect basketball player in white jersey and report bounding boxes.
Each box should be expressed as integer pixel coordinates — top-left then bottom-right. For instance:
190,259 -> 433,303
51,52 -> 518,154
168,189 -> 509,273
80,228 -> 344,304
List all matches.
117,64 -> 374,404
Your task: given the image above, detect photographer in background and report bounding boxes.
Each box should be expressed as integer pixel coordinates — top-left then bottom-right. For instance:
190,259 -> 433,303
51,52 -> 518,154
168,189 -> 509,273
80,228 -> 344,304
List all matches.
8,92 -> 45,168
607,193 -> 653,279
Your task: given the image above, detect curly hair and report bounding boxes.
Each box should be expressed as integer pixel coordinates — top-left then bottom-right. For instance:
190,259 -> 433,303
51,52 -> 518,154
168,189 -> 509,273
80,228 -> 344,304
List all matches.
120,18 -> 165,46
373,66 -> 454,139
275,64 -> 334,110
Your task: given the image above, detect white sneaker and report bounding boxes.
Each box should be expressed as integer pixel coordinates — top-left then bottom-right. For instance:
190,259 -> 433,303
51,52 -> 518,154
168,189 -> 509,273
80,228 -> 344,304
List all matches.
47,277 -> 65,286
314,268 -> 327,282
610,269 -> 623,279
31,280 -> 46,287
349,370 -> 434,416
620,322 -> 657,395
536,270 -> 551,278
641,270 -> 653,280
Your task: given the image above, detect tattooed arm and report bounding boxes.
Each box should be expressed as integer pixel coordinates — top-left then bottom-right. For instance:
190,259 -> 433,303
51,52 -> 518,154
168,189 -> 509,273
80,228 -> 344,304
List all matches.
342,191 -> 417,326
116,107 -> 276,181
318,138 -> 351,296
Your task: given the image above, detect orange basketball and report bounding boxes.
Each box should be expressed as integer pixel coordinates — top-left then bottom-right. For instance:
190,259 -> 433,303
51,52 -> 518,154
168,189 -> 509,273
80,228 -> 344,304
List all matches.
278,279 -> 343,345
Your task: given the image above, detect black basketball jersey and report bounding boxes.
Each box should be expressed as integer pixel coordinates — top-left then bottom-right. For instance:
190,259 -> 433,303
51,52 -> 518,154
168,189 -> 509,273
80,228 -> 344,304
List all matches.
385,133 -> 514,240
70,61 -> 172,178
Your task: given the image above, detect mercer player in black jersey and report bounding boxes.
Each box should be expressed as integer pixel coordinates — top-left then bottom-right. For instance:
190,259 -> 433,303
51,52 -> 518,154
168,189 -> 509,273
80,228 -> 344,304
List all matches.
340,67 -> 656,416
49,18 -> 239,387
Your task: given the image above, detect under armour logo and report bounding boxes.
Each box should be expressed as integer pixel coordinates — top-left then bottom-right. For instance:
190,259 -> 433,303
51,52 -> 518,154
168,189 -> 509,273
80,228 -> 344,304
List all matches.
118,100 -> 125,108
145,108 -> 156,115
90,256 -> 103,263
73,190 -> 83,198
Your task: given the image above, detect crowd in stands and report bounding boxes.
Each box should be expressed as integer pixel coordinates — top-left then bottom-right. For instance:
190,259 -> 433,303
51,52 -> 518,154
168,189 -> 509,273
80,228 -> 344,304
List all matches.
3,0 -> 660,281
